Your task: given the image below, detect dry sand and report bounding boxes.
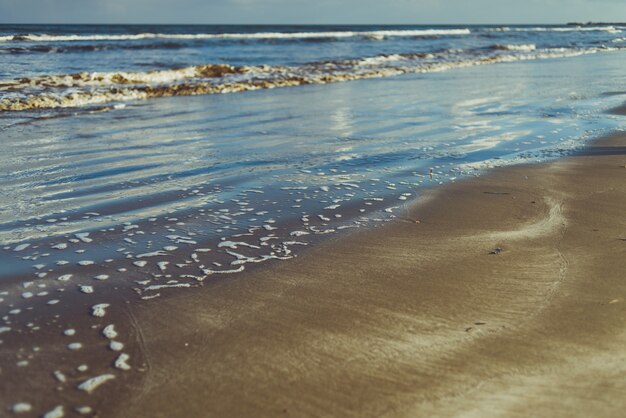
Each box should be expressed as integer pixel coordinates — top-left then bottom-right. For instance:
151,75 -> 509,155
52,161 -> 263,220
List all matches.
109,132 -> 626,417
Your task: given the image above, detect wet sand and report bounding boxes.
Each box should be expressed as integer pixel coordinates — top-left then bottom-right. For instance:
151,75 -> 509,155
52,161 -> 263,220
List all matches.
108,132 -> 626,417
2,129 -> 625,417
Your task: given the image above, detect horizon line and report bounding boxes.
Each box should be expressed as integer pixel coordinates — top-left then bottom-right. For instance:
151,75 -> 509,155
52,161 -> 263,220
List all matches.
0,21 -> 621,26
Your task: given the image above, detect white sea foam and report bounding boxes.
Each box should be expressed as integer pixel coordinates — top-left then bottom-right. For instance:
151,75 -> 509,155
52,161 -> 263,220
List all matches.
77,374 -> 115,393
0,45 -> 621,112
11,403 -> 32,413
218,240 -> 260,249
115,353 -> 131,370
79,285 -> 94,294
102,324 -> 118,339
42,405 -> 64,418
91,303 -> 110,317
75,232 -> 92,243
109,341 -> 124,351
356,54 -> 405,66
493,44 -> 536,51
54,370 -> 67,382
75,406 -> 93,415
68,342 -> 82,350
0,29 -> 471,43
487,25 -> 621,33
144,283 -> 192,291
13,243 -> 30,252
136,250 -> 168,257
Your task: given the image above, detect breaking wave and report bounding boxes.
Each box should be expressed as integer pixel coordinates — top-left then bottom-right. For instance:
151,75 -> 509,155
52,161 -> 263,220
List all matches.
0,41 -> 187,54
0,29 -> 471,43
0,45 -> 622,112
490,44 -> 537,51
486,25 -> 622,33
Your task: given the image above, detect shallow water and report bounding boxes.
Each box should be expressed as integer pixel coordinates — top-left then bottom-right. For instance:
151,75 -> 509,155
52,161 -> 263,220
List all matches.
1,50 -> 626,278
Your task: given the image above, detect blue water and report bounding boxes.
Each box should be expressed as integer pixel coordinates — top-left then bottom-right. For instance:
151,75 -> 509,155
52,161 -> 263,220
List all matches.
0,24 -> 625,275
0,24 -> 624,77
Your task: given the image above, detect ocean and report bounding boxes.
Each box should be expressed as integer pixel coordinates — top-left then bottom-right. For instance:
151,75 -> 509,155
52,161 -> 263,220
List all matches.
1,24 -> 625,276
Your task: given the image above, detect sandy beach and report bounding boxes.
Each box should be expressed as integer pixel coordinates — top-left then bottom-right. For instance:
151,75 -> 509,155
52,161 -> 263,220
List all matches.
100,128 -> 624,416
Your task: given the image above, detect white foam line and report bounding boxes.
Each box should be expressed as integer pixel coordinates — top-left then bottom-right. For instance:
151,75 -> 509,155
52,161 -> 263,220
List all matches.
202,266 -> 245,275
218,240 -> 260,249
77,374 -> 115,394
75,232 -> 92,243
0,29 -> 471,43
1,46 -> 621,113
13,243 -> 30,252
136,250 -> 168,258
144,283 -> 192,291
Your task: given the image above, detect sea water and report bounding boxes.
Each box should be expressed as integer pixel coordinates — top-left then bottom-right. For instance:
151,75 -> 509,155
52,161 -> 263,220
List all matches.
0,24 -> 625,276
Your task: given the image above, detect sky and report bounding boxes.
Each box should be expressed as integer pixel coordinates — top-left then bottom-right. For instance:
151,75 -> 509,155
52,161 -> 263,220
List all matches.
0,0 -> 624,25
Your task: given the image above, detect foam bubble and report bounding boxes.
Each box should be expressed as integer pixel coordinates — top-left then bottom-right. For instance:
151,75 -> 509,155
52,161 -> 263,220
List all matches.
77,374 -> 115,394
42,405 -> 64,418
91,303 -> 110,317
13,243 -> 30,252
53,370 -> 67,382
114,353 -> 131,370
75,406 -> 93,415
109,341 -> 124,351
79,285 -> 94,294
11,403 -> 32,413
102,324 -> 118,339
67,342 -> 82,350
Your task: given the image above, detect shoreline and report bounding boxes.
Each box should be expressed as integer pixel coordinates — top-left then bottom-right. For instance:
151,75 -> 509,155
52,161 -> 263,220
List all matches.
122,130 -> 625,416
2,126 -> 626,416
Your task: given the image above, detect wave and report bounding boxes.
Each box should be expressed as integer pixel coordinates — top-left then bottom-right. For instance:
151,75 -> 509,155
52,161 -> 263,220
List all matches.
491,44 -> 536,51
487,25 -> 621,33
0,41 -> 187,55
0,45 -> 620,112
0,64 -> 246,91
0,29 -> 471,43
